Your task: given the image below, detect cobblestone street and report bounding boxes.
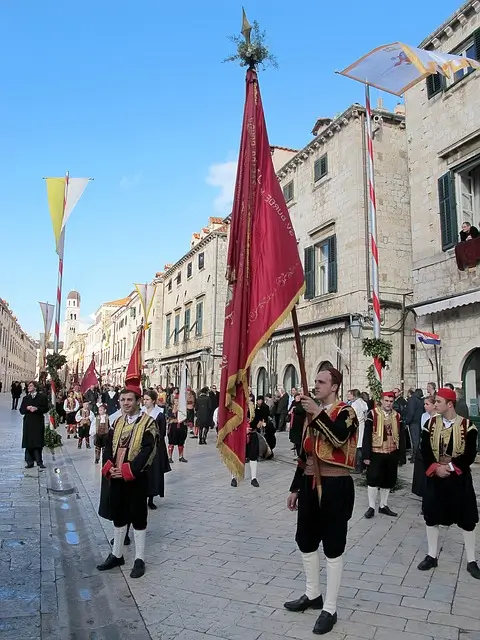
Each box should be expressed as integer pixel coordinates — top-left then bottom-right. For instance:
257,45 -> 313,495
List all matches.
1,393 -> 480,640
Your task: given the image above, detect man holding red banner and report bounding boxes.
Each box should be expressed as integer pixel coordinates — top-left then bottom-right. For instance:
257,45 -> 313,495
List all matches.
285,368 -> 358,635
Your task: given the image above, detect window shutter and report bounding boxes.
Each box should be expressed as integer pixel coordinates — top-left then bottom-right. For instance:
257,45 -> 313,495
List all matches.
473,28 -> 480,61
304,246 -> 315,299
426,73 -> 443,99
327,235 -> 338,293
438,172 -> 457,251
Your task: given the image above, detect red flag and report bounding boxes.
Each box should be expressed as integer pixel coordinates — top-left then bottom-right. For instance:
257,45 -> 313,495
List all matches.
125,328 -> 143,389
80,355 -> 99,394
217,69 -> 305,479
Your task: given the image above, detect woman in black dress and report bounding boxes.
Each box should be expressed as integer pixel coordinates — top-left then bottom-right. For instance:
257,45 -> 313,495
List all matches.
412,395 -> 437,498
142,390 -> 171,509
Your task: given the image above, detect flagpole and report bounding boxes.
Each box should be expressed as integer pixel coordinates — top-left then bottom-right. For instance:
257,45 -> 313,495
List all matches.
53,171 -> 69,353
365,85 -> 382,381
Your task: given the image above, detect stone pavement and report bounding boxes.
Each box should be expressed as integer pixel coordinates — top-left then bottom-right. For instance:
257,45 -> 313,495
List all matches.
2,392 -> 480,640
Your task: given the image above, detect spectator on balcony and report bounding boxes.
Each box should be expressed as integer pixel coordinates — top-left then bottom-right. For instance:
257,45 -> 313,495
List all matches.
460,222 -> 480,242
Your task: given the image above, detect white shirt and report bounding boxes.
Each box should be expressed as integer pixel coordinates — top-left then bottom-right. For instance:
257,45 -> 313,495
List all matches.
126,412 -> 141,424
213,407 -> 219,428
351,398 -> 368,448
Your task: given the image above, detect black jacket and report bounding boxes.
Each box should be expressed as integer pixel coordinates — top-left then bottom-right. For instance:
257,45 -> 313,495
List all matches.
405,392 -> 424,426
20,393 -> 49,449
196,393 -> 213,428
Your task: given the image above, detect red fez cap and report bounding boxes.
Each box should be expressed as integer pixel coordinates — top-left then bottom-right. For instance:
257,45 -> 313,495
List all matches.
122,384 -> 142,397
436,388 -> 456,402
383,391 -> 395,398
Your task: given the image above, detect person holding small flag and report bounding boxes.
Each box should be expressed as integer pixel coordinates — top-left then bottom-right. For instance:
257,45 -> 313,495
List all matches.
417,387 -> 480,579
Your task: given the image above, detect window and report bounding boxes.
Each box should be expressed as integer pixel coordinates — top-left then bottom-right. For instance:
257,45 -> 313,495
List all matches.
167,279 -> 172,292
198,252 -> 205,270
304,235 -> 338,299
195,300 -> 204,337
174,314 -> 180,345
427,29 -> 480,98
283,180 -> 294,203
438,162 -> 480,251
176,272 -> 182,286
410,344 -> 416,374
165,315 -> 171,347
184,307 -> 191,342
314,154 -> 328,182
187,262 -> 193,278
283,364 -> 298,391
257,367 -> 267,397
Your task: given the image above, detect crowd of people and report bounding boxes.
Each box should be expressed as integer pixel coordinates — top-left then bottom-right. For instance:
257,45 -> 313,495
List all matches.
16,370 -> 479,636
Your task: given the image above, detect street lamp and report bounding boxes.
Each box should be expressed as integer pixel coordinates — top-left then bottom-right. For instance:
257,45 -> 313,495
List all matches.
350,315 -> 363,340
199,348 -> 210,365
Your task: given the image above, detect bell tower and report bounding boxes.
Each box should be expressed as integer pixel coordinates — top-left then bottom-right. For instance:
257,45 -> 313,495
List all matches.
65,290 -> 81,349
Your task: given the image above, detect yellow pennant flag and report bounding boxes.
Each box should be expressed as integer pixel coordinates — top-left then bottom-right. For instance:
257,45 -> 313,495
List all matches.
45,178 -> 65,251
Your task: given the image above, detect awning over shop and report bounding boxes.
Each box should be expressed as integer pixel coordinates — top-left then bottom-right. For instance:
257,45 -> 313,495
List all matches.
414,290 -> 480,316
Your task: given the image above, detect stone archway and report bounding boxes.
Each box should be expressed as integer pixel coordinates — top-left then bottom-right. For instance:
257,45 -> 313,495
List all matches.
462,348 -> 480,419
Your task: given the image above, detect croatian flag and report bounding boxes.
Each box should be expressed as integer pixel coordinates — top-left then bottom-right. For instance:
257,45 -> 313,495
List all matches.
415,329 -> 441,346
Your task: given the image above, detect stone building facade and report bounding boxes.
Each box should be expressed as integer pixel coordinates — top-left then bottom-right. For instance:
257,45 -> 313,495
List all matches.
0,298 -> 37,389
252,105 -> 414,396
405,1 -> 480,414
158,218 -> 229,390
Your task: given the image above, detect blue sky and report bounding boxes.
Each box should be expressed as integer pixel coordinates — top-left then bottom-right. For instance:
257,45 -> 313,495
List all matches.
0,0 -> 461,338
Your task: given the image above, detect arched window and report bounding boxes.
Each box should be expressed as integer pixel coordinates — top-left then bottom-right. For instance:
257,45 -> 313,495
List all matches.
173,366 -> 178,387
257,367 -> 267,397
283,364 -> 298,392
317,360 -> 334,373
165,366 -> 170,386
196,362 -> 202,391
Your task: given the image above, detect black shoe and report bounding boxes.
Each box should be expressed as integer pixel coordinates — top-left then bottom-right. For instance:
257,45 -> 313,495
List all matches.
97,553 -> 125,571
467,561 -> 480,579
130,559 -> 145,579
417,555 -> 438,571
25,464 -> 34,469
284,594 -> 323,612
379,506 -> 397,517
148,500 -> 157,510
231,478 -> 238,487
251,479 -> 260,487
179,457 -> 188,463
364,507 -> 375,519
95,459 -> 99,464
313,611 -> 337,635
168,457 -> 174,464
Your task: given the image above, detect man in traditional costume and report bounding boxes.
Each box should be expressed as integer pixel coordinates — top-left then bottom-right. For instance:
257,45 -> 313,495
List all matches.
284,368 -> 358,636
417,387 -> 480,579
97,385 -> 156,579
363,391 -> 406,519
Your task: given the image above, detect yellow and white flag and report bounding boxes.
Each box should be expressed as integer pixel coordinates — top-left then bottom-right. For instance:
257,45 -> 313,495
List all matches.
45,175 -> 90,254
39,301 -> 55,341
134,283 -> 157,329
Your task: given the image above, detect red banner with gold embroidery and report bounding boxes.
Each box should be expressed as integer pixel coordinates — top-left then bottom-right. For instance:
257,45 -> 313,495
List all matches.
217,69 -> 305,479
125,328 -> 143,388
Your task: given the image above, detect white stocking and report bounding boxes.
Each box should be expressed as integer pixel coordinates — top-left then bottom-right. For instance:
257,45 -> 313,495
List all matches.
379,488 -> 390,508
323,555 -> 343,615
249,460 -> 258,480
463,529 -> 476,563
426,525 -> 439,558
301,551 -> 321,600
112,525 -> 127,559
133,528 -> 146,561
367,486 -> 378,510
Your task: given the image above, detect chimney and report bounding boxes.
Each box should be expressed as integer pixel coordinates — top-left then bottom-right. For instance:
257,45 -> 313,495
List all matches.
312,117 -> 332,136
394,103 -> 406,116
